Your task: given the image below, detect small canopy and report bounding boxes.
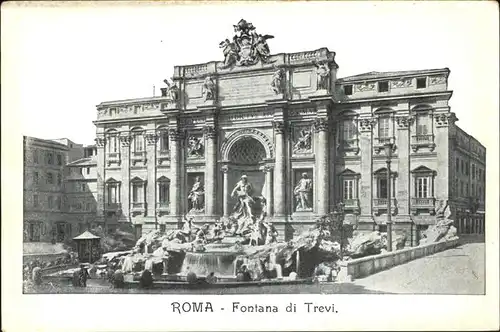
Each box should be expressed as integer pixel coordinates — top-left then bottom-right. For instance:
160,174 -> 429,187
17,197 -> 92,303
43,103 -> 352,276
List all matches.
73,230 -> 101,241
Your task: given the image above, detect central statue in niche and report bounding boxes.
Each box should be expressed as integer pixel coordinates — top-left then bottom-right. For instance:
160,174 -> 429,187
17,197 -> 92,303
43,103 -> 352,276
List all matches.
231,175 -> 254,220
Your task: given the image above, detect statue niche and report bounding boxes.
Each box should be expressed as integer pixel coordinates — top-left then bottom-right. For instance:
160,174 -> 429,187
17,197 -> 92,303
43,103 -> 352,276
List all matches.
187,174 -> 205,214
293,170 -> 313,212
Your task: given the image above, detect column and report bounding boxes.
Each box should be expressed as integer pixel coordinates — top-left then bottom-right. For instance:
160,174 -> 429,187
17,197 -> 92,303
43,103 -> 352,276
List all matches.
358,116 -> 375,228
263,165 -> 273,216
145,132 -> 158,218
119,133 -> 131,218
273,121 -> 286,218
204,126 -> 217,217
434,113 -> 455,203
169,129 -> 181,217
221,165 -> 229,217
314,118 -> 329,216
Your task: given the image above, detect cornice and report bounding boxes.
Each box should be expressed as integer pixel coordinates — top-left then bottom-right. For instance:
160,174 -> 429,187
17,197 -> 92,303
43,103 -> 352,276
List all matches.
337,91 -> 453,105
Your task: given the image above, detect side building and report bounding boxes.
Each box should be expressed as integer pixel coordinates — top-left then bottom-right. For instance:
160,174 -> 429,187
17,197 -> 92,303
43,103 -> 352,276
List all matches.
23,136 -> 69,242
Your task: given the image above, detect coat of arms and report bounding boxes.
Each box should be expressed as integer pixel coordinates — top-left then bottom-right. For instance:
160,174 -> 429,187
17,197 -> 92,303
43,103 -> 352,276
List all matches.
219,19 -> 274,68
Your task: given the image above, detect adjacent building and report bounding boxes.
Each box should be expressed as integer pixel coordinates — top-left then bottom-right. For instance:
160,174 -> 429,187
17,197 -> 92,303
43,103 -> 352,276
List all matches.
23,137 -> 97,242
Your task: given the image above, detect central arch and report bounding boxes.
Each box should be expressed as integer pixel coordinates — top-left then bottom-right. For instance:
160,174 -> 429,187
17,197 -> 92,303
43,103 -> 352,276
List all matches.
221,128 -> 274,161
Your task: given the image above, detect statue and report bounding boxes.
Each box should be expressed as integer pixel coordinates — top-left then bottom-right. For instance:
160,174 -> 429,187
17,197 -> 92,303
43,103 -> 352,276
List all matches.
293,128 -> 312,153
188,176 -> 205,212
219,19 -> 275,68
231,175 -> 255,221
202,76 -> 216,101
163,78 -> 179,102
294,173 -> 313,211
314,62 -> 330,90
187,136 -> 204,158
270,68 -> 284,95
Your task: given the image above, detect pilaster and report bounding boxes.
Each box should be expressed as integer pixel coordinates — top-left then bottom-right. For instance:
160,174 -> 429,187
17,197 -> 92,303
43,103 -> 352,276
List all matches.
119,133 -> 131,219
314,117 -> 329,216
395,115 -> 413,219
145,132 -> 158,218
358,116 -> 375,226
203,125 -> 218,217
262,165 -> 274,216
434,113 -> 456,202
221,165 -> 230,218
273,120 -> 286,219
168,114 -> 182,224
95,136 -> 106,219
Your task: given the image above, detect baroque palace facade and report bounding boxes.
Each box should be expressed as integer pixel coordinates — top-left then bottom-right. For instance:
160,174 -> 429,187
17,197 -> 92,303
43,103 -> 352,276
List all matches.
93,20 -> 485,244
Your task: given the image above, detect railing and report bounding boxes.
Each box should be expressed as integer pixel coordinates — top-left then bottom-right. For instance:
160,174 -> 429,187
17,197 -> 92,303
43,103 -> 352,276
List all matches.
411,197 -> 435,207
132,202 -> 145,209
107,152 -> 120,159
376,137 -> 394,145
343,199 -> 359,209
411,134 -> 434,144
373,198 -> 397,207
156,202 -> 171,215
106,203 -> 122,211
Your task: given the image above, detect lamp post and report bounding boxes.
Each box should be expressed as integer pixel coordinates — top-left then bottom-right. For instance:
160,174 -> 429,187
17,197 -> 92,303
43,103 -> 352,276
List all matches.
384,142 -> 394,252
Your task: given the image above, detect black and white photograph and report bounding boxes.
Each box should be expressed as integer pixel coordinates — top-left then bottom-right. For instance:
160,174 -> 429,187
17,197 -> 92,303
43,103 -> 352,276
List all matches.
2,1 -> 499,331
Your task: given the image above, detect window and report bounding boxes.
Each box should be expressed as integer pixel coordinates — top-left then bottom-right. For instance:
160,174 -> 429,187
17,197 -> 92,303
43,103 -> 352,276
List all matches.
33,195 -> 39,207
132,182 -> 143,203
455,158 -> 460,171
460,181 -> 464,196
378,178 -> 388,198
158,180 -> 170,203
471,164 -> 475,179
57,174 -> 62,185
344,85 -> 353,96
29,223 -> 41,242
33,150 -> 39,164
77,202 -> 82,210
33,172 -> 39,185
378,117 -> 391,138
108,135 -> 118,153
56,197 -> 61,210
107,183 -> 119,204
465,183 -> 469,195
461,160 -> 465,174
343,179 -> 355,200
159,131 -> 169,151
133,133 -> 144,152
87,167 -> 90,175
416,77 -> 427,89
465,163 -> 469,175
57,154 -> 62,165
341,119 -> 357,140
471,183 -> 475,196
86,202 -> 91,211
479,169 -> 483,182
81,184 -> 86,192
415,113 -> 430,136
378,81 -> 389,92
48,196 -> 53,209
47,152 -> 54,165
47,172 -> 54,184
415,177 -> 431,198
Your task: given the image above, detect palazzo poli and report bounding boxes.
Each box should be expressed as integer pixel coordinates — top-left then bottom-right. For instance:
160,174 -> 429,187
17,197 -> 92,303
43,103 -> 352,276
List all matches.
93,20 -> 486,245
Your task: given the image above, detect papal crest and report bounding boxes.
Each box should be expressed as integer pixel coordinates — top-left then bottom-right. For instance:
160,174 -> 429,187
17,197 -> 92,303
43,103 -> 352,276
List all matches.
219,19 -> 275,68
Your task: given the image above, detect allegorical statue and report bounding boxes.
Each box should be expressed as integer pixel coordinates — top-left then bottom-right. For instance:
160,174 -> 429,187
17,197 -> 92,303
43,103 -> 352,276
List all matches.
294,172 -> 313,211
202,76 -> 216,101
231,175 -> 255,220
293,128 -> 312,153
163,78 -> 179,102
219,19 -> 274,68
314,62 -> 330,90
187,136 -> 204,158
188,176 -> 204,212
270,68 -> 284,95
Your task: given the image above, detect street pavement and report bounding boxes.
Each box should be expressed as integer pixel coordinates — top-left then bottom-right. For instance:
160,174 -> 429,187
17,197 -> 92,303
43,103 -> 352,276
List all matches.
351,235 -> 485,294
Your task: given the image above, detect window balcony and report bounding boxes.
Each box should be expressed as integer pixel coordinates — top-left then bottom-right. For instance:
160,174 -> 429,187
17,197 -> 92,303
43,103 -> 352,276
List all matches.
411,135 -> 435,152
372,198 -> 397,215
157,149 -> 171,165
106,202 -> 122,212
410,197 -> 436,215
156,202 -> 171,216
338,139 -> 360,155
131,151 -> 147,166
342,198 -> 360,213
131,202 -> 146,216
373,137 -> 396,154
106,152 -> 121,166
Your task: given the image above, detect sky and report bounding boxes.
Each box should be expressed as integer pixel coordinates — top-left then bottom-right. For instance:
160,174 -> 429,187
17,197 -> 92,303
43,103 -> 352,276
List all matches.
2,1 -> 499,147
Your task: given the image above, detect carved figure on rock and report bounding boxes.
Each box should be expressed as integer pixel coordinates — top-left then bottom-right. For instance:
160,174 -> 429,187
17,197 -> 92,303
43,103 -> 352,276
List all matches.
219,39 -> 239,68
270,68 -> 284,94
187,136 -> 204,158
254,34 -> 274,62
188,176 -> 205,212
294,173 -> 313,211
314,62 -> 330,90
202,76 -> 216,101
293,128 -> 312,153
